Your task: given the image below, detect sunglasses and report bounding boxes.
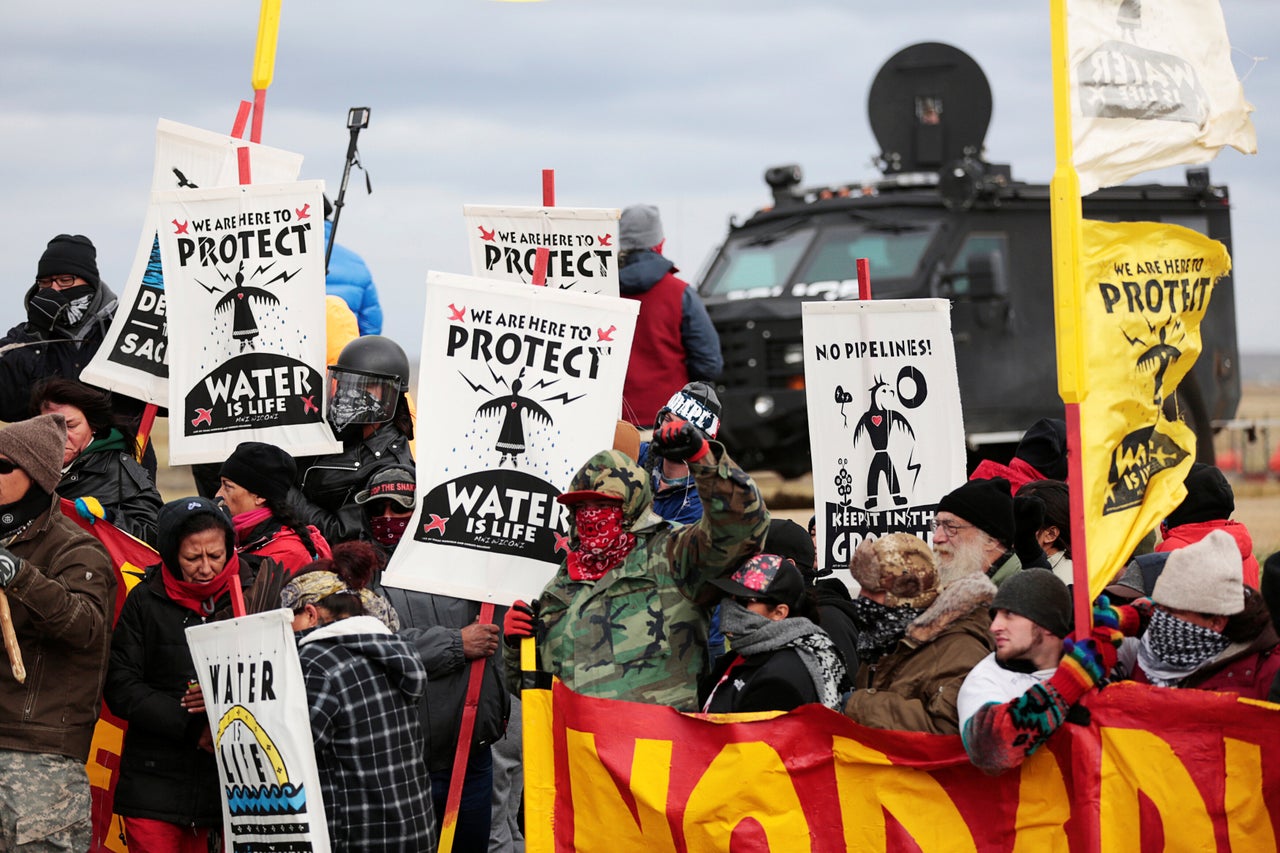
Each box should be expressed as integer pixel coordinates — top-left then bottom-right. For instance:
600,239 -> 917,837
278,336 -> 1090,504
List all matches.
0,460 -> 19,475
730,595 -> 766,607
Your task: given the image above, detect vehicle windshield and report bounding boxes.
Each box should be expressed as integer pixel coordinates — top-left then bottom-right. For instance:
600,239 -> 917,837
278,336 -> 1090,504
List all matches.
700,220 -> 938,300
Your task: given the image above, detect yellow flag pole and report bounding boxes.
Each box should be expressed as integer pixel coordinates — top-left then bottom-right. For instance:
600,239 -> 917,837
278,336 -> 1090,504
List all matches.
1049,0 -> 1094,639
249,0 -> 283,144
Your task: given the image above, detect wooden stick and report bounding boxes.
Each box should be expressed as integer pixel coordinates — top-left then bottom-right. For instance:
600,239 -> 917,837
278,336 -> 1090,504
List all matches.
0,591 -> 25,683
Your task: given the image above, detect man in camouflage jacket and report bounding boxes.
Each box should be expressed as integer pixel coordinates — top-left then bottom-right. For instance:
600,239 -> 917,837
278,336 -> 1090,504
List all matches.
504,420 -> 769,710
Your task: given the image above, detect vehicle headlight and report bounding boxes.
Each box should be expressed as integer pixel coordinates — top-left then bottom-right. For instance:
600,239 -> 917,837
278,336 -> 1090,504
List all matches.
754,395 -> 775,418
782,343 -> 804,366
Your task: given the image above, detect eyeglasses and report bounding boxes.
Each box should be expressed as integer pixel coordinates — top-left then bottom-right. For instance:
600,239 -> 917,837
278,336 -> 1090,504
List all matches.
0,460 -> 19,475
929,518 -> 975,536
35,275 -> 81,290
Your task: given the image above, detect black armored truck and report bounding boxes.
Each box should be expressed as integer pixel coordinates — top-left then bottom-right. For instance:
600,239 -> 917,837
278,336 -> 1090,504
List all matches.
696,42 -> 1240,477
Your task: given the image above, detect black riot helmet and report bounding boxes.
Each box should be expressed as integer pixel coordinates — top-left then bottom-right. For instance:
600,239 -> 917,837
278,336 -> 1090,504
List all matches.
326,335 -> 411,434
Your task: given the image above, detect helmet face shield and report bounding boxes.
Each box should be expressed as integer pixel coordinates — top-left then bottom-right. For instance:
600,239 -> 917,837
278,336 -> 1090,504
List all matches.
326,366 -> 400,433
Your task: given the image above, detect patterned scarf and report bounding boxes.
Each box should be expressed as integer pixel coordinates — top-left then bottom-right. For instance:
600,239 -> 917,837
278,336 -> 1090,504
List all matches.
718,600 -> 848,709
850,596 -> 922,663
1137,608 -> 1232,686
566,504 -> 635,582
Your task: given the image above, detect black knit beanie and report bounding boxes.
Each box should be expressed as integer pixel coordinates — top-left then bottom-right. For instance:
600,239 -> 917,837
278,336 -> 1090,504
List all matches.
220,441 -> 297,503
990,568 -> 1072,637
1014,418 -> 1068,481
1165,463 -> 1233,528
938,476 -> 1015,545
37,234 -> 100,287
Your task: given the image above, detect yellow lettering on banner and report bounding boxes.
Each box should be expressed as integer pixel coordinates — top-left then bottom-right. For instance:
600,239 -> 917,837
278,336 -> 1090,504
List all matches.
832,736 -> 977,852
1011,748 -> 1070,853
683,742 -> 811,852
566,730 -> 676,851
1225,738 -> 1277,851
1099,728 -> 1215,851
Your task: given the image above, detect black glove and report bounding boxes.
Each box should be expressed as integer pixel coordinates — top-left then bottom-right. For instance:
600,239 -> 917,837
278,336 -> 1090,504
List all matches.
1013,494 -> 1049,568
0,547 -> 19,588
651,418 -> 710,463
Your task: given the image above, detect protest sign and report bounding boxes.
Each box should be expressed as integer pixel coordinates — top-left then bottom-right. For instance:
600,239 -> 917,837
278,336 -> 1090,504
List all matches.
803,299 -> 965,577
187,610 -> 330,853
154,181 -> 341,465
81,119 -> 304,405
464,205 -> 620,295
382,271 -> 637,604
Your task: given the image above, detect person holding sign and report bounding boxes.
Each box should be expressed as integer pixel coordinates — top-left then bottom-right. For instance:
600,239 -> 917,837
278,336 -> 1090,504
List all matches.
502,418 -> 769,710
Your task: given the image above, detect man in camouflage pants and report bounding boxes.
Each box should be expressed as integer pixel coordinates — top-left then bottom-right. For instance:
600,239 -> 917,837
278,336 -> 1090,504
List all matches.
0,414 -> 115,849
503,418 -> 769,710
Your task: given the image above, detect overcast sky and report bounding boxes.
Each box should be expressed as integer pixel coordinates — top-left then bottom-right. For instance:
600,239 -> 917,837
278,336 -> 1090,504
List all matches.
3,1 -> 1276,358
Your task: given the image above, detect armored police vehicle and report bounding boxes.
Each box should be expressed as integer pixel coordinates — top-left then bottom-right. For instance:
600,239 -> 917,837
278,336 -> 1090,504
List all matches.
696,42 -> 1239,477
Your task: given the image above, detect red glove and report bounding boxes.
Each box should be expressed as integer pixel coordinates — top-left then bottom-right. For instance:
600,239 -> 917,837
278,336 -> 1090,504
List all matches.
503,600 -> 537,646
651,417 -> 710,463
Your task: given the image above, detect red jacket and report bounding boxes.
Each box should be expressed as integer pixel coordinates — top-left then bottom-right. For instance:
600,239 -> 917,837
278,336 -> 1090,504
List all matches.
622,271 -> 690,427
239,518 -> 333,576
1156,519 -> 1260,589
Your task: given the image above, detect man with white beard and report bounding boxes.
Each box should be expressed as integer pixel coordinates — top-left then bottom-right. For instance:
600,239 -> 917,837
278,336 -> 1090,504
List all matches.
932,477 -> 1031,588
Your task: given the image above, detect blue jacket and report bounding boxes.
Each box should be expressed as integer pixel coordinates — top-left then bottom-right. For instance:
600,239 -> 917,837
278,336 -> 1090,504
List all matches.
324,220 -> 383,335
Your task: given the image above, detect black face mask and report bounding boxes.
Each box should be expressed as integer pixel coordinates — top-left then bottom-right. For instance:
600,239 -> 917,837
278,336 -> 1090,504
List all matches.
27,284 -> 96,333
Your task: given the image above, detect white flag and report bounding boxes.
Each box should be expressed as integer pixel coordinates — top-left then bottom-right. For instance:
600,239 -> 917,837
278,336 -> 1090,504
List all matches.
1070,0 -> 1256,196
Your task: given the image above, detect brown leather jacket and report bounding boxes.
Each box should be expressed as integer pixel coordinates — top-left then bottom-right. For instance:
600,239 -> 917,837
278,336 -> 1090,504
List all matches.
0,495 -> 115,761
844,572 -> 996,735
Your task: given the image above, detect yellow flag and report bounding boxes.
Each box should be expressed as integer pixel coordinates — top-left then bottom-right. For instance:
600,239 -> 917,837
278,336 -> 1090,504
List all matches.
1078,220 -> 1231,602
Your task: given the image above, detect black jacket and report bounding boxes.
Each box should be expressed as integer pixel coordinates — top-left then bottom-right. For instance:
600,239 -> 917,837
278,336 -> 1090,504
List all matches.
293,425 -> 414,544
0,281 -> 144,425
103,566 -> 222,827
698,648 -> 820,714
385,587 -> 510,772
814,579 -> 863,675
57,437 -> 163,545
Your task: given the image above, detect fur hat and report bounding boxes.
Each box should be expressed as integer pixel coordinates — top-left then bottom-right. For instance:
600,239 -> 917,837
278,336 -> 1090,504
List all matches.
619,204 -> 664,250
0,413 -> 67,493
1153,529 -> 1244,615
37,234 -> 100,287
1165,463 -> 1234,529
220,442 -> 297,504
937,476 -> 1015,545
991,568 -> 1072,637
849,533 -> 938,609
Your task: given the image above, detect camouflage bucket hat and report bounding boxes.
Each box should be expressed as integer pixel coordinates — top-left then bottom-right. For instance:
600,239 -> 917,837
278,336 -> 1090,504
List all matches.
281,571 -> 349,612
557,449 -> 652,528
849,532 -> 938,609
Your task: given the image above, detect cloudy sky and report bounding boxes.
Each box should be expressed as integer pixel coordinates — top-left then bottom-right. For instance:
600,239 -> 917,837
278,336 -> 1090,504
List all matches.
3,1 -> 1276,357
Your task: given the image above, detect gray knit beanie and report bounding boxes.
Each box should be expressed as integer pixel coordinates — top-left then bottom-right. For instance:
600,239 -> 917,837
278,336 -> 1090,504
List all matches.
619,204 -> 664,250
990,568 -> 1072,637
1153,529 -> 1244,615
0,413 -> 67,494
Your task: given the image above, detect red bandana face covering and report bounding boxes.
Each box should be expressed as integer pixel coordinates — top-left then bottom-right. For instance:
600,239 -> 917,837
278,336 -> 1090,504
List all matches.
567,504 -> 635,582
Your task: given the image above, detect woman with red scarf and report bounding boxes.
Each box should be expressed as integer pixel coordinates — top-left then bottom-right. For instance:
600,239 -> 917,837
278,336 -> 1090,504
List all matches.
104,497 -> 240,852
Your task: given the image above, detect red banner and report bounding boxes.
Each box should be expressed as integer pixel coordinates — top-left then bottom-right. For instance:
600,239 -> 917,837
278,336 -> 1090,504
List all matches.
528,679 -> 1280,851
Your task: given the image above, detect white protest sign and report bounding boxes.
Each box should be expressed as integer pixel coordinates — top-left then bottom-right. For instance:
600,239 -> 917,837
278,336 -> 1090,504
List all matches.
81,119 -> 304,405
154,181 -> 341,465
186,610 -> 330,853
382,271 -> 638,604
803,299 -> 966,577
464,205 -> 620,295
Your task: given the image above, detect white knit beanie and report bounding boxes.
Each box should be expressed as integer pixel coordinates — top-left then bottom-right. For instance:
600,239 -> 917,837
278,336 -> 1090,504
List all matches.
1152,529 -> 1245,615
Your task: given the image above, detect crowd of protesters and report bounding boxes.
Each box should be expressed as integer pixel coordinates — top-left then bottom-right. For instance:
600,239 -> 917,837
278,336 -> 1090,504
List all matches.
2,225 -> 1278,850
